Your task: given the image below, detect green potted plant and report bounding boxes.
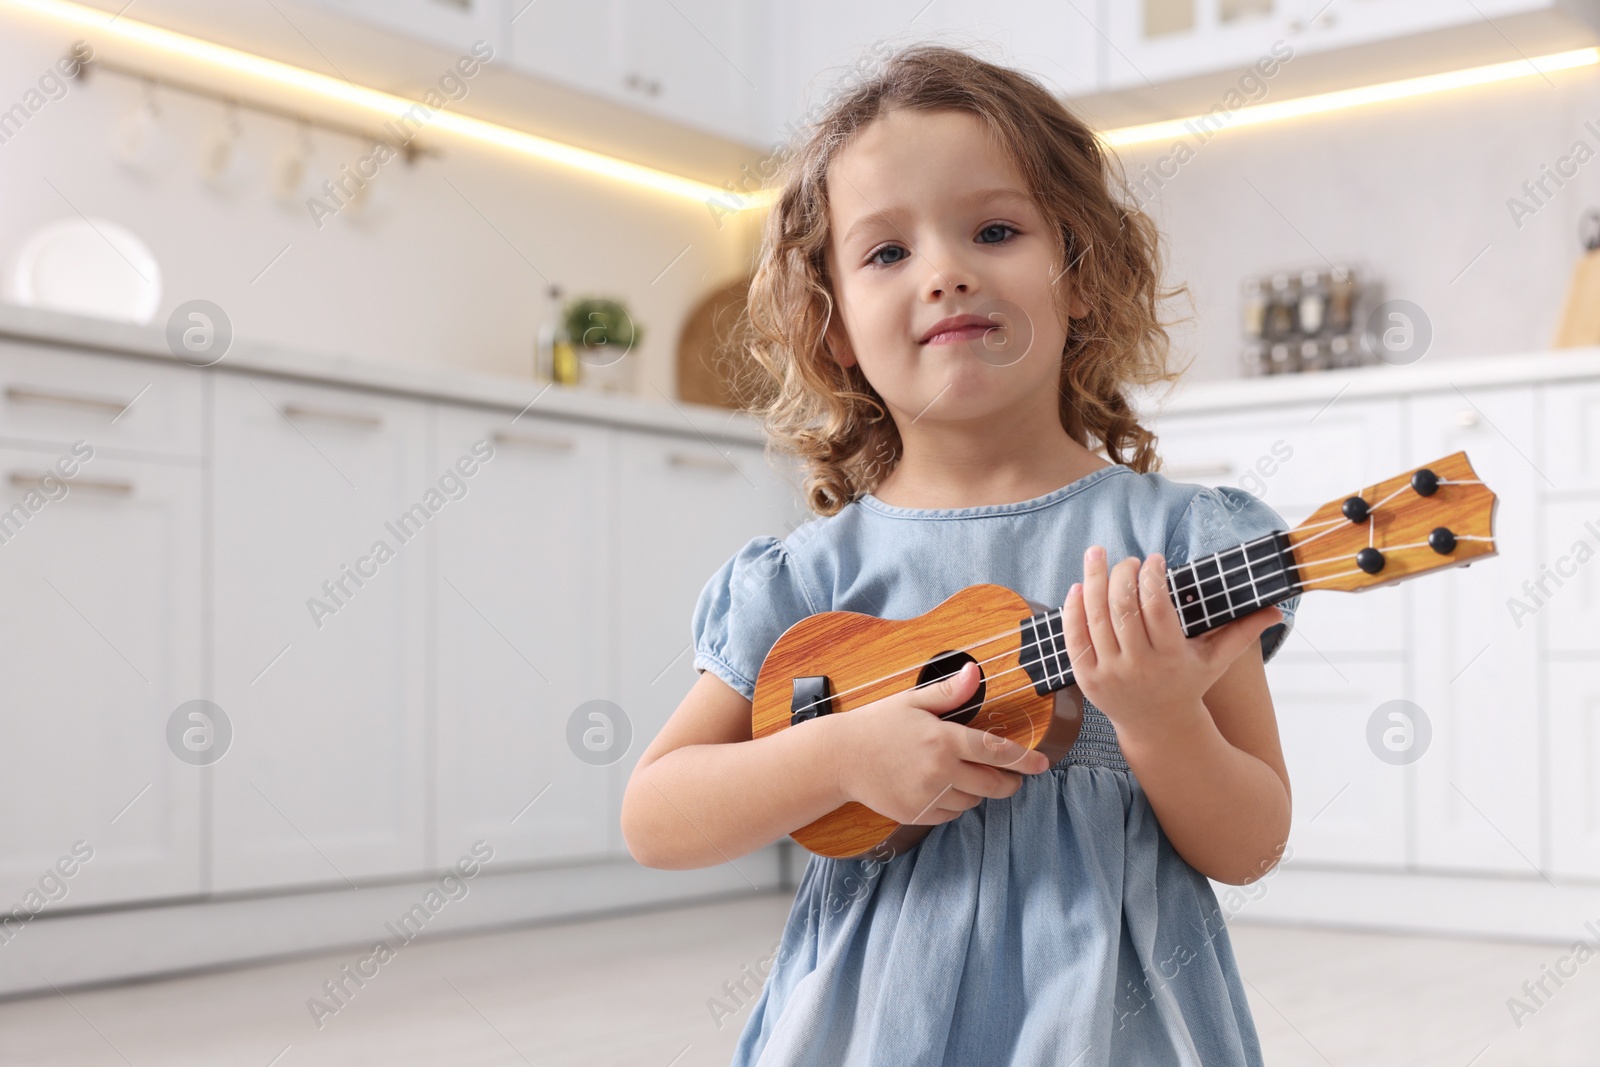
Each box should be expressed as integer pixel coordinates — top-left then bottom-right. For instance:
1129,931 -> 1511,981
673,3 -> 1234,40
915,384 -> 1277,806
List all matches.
564,296 -> 643,392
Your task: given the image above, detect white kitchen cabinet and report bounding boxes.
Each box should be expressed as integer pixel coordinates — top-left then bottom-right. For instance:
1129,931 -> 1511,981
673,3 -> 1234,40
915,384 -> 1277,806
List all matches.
511,0 -> 763,145
1407,386 -> 1541,876
1545,379 -> 1600,493
309,0 -> 505,55
0,447 -> 202,907
611,430 -> 806,854
432,406 -> 615,867
625,0 -> 763,144
506,0 -> 627,105
1287,0 -> 1596,60
1266,654 -> 1407,869
902,0 -> 1100,97
1103,0 -> 1296,92
0,341 -> 202,459
1101,0 -> 1600,93
210,373 -> 430,892
1547,659 -> 1600,880
1540,497 -> 1600,654
769,0 -> 941,135
1152,397 -> 1403,513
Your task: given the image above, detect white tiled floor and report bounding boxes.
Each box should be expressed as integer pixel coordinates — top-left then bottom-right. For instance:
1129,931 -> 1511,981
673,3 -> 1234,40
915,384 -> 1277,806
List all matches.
0,891 -> 1595,1065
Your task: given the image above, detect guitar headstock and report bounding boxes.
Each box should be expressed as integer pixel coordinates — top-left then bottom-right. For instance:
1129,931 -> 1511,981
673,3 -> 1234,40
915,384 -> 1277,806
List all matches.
1286,451 -> 1497,594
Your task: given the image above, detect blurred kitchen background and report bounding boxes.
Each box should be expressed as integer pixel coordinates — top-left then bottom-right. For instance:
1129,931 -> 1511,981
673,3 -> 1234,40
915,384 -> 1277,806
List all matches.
1,1 -> 1599,1064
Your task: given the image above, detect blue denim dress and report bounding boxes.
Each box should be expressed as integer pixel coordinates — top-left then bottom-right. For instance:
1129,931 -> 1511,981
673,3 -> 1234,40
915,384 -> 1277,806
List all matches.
691,463 -> 1300,1067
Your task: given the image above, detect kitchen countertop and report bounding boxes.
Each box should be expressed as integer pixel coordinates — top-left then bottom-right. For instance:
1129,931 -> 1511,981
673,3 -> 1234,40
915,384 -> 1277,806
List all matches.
1130,345 -> 1600,417
0,303 -> 769,446
3,302 -> 1598,438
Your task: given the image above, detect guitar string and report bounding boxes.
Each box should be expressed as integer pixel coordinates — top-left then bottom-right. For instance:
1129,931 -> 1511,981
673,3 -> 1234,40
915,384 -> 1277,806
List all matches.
783,532 -> 1284,718
1279,535 -> 1493,589
1287,478 -> 1482,552
783,479 -> 1487,719
927,526 -> 1493,725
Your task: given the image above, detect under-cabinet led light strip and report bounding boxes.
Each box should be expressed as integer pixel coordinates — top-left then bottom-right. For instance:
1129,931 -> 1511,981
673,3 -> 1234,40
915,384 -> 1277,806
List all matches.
4,0 -> 737,207
1102,46 -> 1599,147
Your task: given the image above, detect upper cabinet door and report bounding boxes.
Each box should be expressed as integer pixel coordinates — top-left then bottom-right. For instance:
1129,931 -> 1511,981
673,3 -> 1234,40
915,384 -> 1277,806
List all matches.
310,0 -> 506,55
623,0 -> 762,144
1104,0 -> 1296,92
1103,0 -> 1572,94
767,1 -> 1099,152
509,0 -> 763,144
771,0 -> 945,141
916,0 -> 1100,98
506,0 -> 630,106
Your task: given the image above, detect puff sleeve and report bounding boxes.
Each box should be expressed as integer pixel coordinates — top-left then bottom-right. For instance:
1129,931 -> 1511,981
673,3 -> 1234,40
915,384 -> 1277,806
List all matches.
1165,484 -> 1300,665
691,535 -> 820,702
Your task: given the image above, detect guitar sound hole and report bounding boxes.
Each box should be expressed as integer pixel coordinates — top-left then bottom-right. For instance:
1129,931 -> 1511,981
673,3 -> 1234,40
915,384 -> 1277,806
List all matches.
916,650 -> 985,727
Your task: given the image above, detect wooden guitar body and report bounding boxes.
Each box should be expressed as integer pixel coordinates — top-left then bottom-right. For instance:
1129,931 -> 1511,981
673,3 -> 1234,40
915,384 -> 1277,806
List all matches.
751,584 -> 1085,861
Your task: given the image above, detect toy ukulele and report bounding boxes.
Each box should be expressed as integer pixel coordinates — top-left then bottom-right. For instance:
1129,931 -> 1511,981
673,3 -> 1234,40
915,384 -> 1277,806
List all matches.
752,451 -> 1498,861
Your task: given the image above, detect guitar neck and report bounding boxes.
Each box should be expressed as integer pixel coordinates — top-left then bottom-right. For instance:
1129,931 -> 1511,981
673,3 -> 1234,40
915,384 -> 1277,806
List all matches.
1018,531 -> 1302,696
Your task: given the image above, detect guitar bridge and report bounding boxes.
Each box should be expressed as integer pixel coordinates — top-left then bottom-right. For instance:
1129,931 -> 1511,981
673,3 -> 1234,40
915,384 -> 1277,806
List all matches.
790,675 -> 834,726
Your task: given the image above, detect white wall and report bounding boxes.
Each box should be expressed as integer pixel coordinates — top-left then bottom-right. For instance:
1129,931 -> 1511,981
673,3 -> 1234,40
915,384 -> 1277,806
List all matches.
0,12 -> 759,399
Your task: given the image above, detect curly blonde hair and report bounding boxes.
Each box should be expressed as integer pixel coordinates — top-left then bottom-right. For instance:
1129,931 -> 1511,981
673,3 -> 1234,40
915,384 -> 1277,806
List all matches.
729,43 -> 1191,517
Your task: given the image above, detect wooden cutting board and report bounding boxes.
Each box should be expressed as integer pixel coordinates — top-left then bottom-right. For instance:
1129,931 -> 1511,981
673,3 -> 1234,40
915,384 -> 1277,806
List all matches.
1554,247 -> 1600,348
676,274 -> 752,410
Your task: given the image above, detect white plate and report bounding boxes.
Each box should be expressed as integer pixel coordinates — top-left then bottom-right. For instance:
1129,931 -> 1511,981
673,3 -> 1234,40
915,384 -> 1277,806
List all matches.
4,217 -> 163,324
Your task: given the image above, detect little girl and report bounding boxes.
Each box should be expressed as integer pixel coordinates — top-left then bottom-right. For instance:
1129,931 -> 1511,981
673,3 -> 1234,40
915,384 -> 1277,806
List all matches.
622,43 -> 1300,1067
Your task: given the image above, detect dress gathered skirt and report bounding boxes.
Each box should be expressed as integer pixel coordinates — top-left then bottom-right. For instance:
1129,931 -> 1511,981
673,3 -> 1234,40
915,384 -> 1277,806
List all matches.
726,702 -> 1265,1067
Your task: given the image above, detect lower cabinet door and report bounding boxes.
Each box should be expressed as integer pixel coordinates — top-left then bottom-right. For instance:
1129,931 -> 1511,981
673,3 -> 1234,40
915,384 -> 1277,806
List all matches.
432,408 -> 614,867
211,374 -> 429,892
1407,386 -> 1541,876
1548,659 -> 1600,881
1266,654 -> 1408,869
613,430 -> 806,856
0,447 -> 201,907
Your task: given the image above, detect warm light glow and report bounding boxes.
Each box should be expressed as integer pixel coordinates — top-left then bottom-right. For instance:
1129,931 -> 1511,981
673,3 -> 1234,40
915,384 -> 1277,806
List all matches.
1102,46 -> 1600,147
4,0 -> 752,210
8,0 -> 1595,210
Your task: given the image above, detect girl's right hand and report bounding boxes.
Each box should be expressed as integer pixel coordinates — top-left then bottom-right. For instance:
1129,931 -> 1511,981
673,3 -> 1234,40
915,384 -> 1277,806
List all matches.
833,661 -> 1054,826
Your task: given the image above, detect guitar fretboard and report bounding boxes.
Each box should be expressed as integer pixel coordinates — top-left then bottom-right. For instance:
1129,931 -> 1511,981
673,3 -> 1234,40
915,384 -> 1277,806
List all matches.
1018,531 -> 1302,695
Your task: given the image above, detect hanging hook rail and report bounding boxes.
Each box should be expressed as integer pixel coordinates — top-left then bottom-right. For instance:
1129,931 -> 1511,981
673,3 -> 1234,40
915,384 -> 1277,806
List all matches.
63,40 -> 443,163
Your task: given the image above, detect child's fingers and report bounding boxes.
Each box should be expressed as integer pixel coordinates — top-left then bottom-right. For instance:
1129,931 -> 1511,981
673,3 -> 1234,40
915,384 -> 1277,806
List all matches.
1195,604 -> 1282,667
1106,555 -> 1145,649
1080,546 -> 1120,659
1139,553 -> 1186,650
1060,582 -> 1096,673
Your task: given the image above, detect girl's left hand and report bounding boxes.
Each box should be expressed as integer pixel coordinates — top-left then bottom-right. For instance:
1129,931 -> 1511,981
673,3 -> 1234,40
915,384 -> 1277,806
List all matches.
1061,545 -> 1283,736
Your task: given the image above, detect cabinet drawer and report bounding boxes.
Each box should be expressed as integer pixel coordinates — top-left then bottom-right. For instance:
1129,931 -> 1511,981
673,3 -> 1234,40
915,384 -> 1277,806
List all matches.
0,342 -> 201,458
1152,397 -> 1404,513
1544,380 -> 1600,493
